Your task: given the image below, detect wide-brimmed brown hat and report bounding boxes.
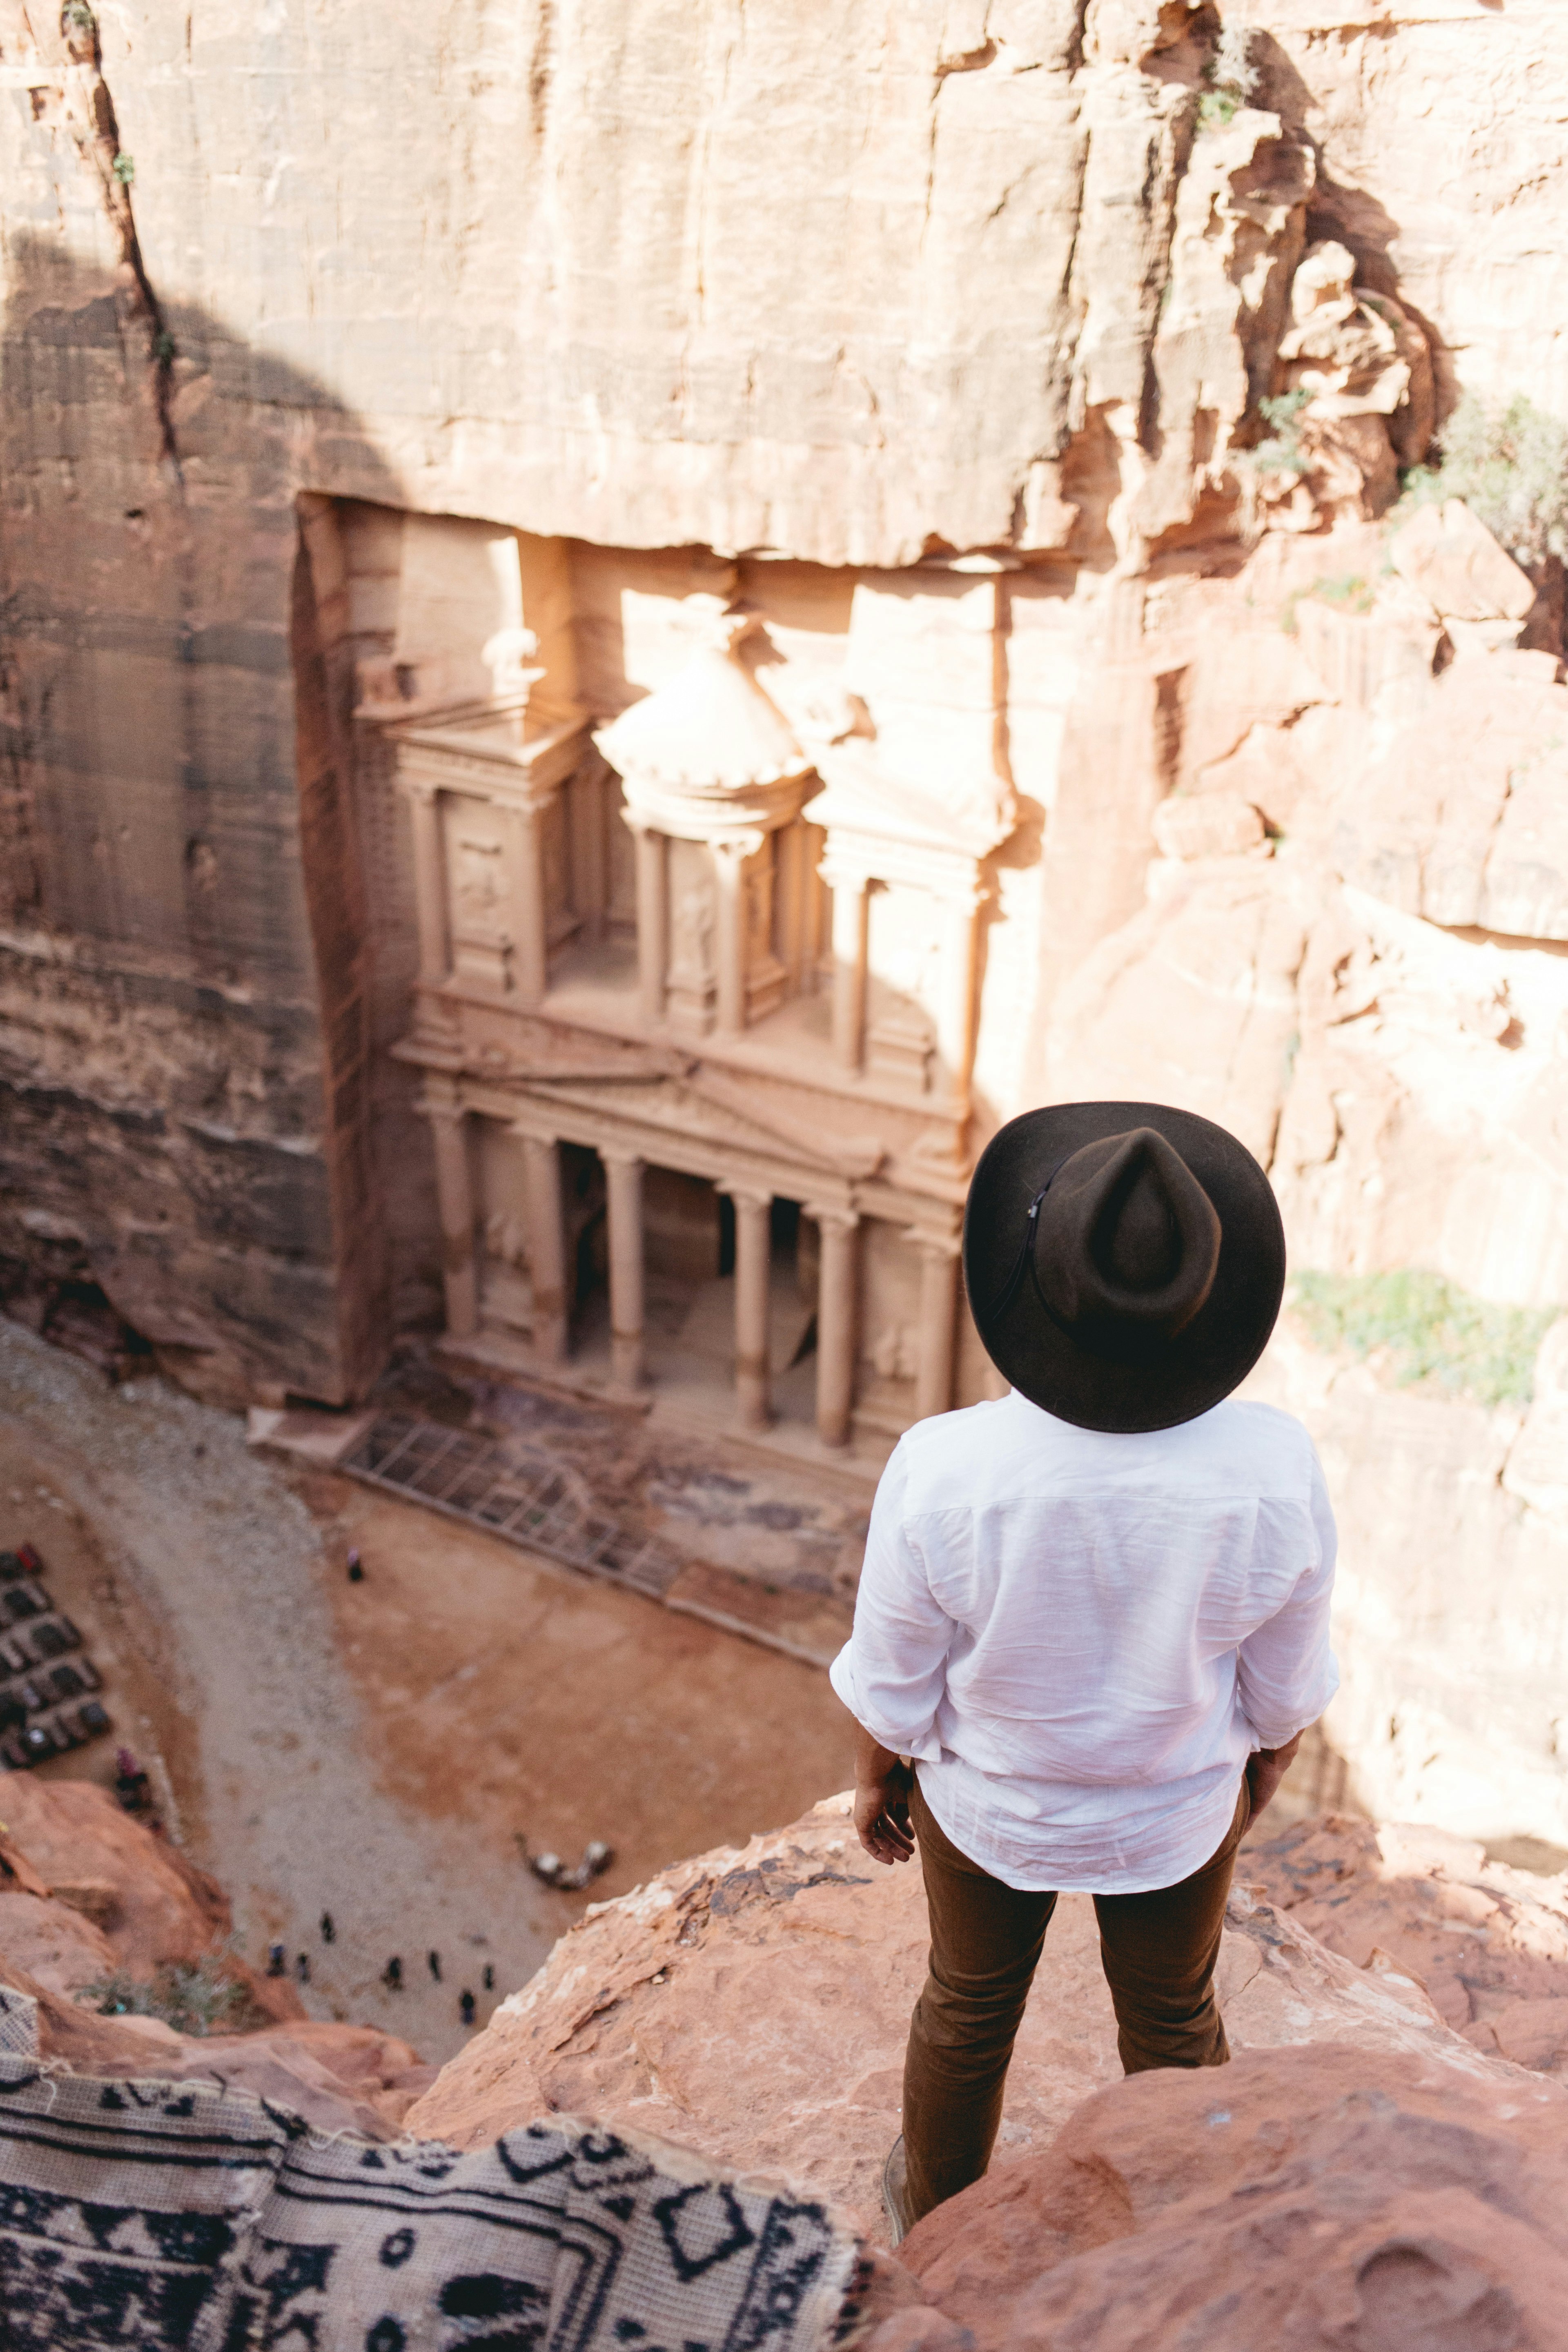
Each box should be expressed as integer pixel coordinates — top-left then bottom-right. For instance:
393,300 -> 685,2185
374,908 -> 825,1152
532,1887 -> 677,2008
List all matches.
963,1101 -> 1285,1433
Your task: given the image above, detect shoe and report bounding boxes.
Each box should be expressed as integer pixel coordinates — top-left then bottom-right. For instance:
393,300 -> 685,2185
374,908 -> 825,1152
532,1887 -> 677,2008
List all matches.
882,2134 -> 911,2247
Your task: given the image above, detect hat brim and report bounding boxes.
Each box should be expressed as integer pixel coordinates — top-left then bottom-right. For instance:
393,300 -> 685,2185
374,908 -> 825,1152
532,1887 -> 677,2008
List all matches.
963,1101 -> 1285,1434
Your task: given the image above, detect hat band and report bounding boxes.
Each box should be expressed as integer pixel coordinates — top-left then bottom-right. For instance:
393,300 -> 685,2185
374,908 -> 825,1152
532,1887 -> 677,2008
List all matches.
988,1166 -> 1065,1325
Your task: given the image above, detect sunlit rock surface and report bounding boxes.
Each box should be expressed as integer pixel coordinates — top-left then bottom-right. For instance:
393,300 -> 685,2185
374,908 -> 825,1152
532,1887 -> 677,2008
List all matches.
408,1792 -> 1548,2231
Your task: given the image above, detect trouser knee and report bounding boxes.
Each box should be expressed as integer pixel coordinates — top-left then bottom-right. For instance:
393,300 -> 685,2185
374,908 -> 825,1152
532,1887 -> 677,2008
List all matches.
1113,1992 -> 1229,2073
911,1967 -> 1036,2067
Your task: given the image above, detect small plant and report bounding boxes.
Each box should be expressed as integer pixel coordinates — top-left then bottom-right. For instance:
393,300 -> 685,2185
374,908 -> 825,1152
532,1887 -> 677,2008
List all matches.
1309,572 -> 1376,610
1395,390 -> 1568,567
154,329 -> 175,362
1198,22 -> 1257,133
1237,388 -> 1314,482
111,151 -> 135,187
1291,1269 -> 1555,1409
62,2 -> 96,31
78,1945 -> 269,2038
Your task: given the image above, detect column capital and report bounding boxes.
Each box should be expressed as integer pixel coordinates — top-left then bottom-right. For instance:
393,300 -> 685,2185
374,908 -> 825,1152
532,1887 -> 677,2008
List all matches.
931,876 -> 991,915
600,1145 -> 646,1173
420,1081 -> 466,1124
710,828 -> 768,865
818,854 -> 873,896
718,1177 -> 773,1212
806,1201 -> 860,1235
906,1226 -> 963,1260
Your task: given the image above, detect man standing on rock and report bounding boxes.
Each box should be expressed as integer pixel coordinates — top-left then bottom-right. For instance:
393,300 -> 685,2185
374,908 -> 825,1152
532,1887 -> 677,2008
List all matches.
831,1103 -> 1338,2240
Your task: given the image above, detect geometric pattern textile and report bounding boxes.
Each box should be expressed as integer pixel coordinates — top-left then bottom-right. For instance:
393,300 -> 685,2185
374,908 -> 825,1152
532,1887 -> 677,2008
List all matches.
0,1991 -> 869,2352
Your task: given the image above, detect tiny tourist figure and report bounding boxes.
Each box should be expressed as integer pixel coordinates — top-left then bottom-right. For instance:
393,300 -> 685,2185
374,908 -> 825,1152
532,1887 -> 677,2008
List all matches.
833,1105 -> 1339,2242
383,1956 -> 403,1991
320,1910 -> 335,1943
266,1941 -> 287,1978
295,1952 -> 310,1984
427,1949 -> 442,1982
459,1989 -> 477,2027
481,1962 -> 494,1992
346,1548 -> 364,1583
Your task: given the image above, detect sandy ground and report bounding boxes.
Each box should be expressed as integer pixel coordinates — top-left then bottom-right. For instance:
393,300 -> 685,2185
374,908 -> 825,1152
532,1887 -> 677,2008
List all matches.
0,1321 -> 852,2064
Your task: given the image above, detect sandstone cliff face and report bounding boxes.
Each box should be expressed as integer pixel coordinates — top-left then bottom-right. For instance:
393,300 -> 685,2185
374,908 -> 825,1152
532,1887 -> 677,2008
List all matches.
2,0 -> 1563,1403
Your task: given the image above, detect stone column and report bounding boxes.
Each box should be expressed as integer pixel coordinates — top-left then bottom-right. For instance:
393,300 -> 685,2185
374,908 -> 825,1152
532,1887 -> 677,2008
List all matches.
511,805 -> 548,1009
520,1131 -> 568,1366
777,820 -> 810,994
405,779 -> 450,988
569,760 -> 606,945
630,822 -> 668,1029
727,1186 -> 773,1432
934,888 -> 983,1108
812,1205 -> 860,1448
712,836 -> 755,1039
829,871 -> 870,1073
425,1094 -> 477,1340
912,1231 -> 962,1421
603,1152 -> 646,1391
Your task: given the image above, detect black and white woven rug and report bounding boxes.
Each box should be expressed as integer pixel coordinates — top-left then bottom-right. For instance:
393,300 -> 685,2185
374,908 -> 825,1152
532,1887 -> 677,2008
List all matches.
0,1990 -> 868,2351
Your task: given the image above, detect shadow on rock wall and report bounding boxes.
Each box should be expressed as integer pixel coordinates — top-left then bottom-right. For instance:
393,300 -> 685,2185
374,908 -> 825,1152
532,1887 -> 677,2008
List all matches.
0,230 -> 423,1408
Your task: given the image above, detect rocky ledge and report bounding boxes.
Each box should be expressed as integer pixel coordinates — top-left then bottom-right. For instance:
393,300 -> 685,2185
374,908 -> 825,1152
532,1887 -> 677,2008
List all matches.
406,1793 -> 1566,2215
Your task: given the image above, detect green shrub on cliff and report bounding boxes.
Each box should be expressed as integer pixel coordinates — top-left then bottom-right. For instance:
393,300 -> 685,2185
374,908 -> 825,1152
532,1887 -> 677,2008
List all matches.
1397,392 -> 1568,567
79,1946 -> 269,2037
1291,1269 -> 1555,1408
1198,23 -> 1257,132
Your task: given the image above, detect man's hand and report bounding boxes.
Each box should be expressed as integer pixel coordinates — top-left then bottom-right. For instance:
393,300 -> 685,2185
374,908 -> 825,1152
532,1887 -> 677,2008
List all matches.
847,1716 -> 916,1866
1247,1731 -> 1303,1822
855,1759 -> 915,1866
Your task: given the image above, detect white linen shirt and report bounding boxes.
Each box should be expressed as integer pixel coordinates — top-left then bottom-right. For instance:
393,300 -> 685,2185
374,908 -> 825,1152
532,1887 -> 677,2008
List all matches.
829,1388 -> 1338,1894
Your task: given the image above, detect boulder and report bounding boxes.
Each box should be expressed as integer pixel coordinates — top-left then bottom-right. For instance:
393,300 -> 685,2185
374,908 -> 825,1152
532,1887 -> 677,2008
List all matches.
1391,499 -> 1537,624
407,1794 -> 1535,2236
893,2043 -> 1568,2352
0,1889 -> 115,1997
0,1775 -> 304,2022
1244,1813 -> 1568,2062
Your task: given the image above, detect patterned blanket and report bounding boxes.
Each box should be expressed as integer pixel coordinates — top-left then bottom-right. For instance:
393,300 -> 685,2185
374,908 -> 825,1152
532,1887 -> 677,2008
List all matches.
0,1991 -> 870,2351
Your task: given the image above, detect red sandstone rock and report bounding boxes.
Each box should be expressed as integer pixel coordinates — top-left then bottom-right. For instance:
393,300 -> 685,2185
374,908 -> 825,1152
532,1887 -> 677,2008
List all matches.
0,1773 -> 303,2022
892,2043 -> 1568,2352
1245,1812 -> 1568,2067
0,1887 -> 116,1996
1151,791 -> 1266,860
407,1795 -> 1530,2236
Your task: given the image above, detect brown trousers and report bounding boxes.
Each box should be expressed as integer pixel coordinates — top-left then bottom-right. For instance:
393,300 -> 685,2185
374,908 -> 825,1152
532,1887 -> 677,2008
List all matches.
902,1774 -> 1251,2222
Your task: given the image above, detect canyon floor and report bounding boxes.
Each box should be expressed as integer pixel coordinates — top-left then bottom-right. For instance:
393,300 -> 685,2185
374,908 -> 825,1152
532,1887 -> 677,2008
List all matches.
0,1319 -> 850,2062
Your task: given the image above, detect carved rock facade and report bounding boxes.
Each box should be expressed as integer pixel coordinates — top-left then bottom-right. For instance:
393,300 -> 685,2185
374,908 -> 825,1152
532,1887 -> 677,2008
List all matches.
0,0 -> 1565,1457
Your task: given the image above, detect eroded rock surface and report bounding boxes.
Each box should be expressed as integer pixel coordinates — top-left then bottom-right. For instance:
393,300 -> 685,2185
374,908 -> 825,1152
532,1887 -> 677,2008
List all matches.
894,2043 -> 1568,2352
1246,1813 -> 1568,2068
407,1794 -> 1534,2234
0,1773 -> 437,2135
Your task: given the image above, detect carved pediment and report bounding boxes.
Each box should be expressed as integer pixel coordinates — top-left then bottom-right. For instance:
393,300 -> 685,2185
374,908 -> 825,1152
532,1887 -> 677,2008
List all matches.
517,1068 -> 883,1182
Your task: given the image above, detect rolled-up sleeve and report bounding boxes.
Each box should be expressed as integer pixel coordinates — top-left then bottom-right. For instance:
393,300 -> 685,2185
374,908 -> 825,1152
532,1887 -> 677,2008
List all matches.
828,1443 -> 956,1763
1235,1449 -> 1340,1748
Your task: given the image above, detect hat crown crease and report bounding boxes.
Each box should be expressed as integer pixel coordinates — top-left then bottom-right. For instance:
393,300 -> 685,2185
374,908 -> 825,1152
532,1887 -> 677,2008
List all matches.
1036,1128 -> 1221,1345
